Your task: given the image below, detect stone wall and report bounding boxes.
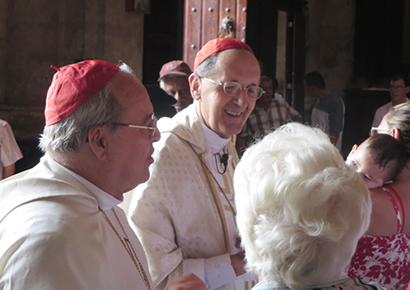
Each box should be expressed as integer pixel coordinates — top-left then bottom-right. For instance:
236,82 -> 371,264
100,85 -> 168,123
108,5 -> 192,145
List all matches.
0,0 -> 144,141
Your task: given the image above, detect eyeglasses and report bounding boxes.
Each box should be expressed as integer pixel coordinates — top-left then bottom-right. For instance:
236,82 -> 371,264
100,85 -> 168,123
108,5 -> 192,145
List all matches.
201,77 -> 265,100
109,114 -> 158,138
390,86 -> 404,91
370,127 -> 391,136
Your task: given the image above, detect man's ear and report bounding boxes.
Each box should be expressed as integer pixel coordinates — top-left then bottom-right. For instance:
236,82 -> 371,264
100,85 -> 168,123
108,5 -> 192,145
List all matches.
405,86 -> 410,94
189,74 -> 201,101
392,127 -> 401,140
88,126 -> 108,160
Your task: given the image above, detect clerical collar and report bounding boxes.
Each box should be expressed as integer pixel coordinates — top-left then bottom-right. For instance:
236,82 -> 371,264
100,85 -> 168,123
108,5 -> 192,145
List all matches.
47,155 -> 121,210
201,122 -> 231,154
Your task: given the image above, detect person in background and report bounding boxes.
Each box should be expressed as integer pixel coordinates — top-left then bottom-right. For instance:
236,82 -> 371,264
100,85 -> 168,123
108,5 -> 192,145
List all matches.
127,38 -> 262,290
304,71 -> 345,152
346,134 -> 406,189
372,72 -> 410,128
236,75 -> 302,154
348,103 -> 410,289
0,59 -> 205,290
234,123 -> 382,290
158,60 -> 193,112
0,119 -> 22,180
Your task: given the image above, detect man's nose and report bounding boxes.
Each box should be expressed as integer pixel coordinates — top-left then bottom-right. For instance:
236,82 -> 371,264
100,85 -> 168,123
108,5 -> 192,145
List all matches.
152,127 -> 161,142
174,92 -> 181,103
234,88 -> 249,106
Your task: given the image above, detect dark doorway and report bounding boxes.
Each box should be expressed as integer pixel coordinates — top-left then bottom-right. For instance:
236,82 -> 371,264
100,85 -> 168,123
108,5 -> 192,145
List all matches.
142,0 -> 184,84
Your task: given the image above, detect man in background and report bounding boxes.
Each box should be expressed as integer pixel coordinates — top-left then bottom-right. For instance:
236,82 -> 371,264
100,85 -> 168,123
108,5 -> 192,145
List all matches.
0,119 -> 22,180
305,71 -> 345,152
158,60 -> 193,112
372,72 -> 410,127
236,75 -> 302,154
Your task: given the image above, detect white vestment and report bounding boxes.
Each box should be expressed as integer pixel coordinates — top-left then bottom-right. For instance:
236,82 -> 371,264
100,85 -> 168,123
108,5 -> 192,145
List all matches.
127,105 -> 258,290
0,154 -> 154,290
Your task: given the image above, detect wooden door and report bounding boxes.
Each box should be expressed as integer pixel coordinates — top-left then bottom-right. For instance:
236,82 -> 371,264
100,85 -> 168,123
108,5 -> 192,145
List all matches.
183,0 -> 247,69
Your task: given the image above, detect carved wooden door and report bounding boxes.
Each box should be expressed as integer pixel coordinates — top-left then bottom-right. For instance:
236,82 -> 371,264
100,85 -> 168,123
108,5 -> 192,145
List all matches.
183,0 -> 247,69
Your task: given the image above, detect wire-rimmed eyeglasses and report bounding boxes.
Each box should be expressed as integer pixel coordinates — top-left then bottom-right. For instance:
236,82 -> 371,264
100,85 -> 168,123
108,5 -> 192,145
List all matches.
109,114 -> 158,138
201,77 -> 265,100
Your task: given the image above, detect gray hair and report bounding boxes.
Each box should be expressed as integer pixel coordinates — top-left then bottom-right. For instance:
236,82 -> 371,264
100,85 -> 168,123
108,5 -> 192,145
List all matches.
194,53 -> 219,78
39,62 -> 133,153
234,123 -> 371,290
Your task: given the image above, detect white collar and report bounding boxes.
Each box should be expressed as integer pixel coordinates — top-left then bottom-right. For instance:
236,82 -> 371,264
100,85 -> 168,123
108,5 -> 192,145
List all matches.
200,122 -> 231,154
48,156 -> 121,210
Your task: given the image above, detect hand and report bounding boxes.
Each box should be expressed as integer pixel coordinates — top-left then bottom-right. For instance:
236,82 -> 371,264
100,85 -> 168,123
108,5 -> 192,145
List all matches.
230,251 -> 246,276
165,273 -> 207,290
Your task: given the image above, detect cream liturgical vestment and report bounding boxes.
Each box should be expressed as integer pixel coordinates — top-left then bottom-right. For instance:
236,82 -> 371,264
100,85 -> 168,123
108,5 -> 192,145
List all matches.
0,154 -> 154,290
127,105 -> 258,290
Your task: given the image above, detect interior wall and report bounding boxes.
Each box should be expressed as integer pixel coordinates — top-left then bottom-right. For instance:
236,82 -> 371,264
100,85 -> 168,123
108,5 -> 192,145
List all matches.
0,0 -> 145,141
304,0 -> 356,111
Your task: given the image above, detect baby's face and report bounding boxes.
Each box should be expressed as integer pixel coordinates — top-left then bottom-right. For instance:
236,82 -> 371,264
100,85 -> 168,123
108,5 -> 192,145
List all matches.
346,144 -> 392,189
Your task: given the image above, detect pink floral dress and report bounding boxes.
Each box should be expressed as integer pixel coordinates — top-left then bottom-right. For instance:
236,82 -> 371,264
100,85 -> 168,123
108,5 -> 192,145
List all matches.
348,186 -> 410,290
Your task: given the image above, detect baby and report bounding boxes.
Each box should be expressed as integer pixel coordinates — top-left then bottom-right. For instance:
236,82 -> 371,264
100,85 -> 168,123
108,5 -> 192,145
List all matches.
346,134 -> 406,189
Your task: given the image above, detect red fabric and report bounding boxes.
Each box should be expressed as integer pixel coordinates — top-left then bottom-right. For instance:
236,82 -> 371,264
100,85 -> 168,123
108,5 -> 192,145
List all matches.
348,234 -> 410,290
193,38 -> 254,71
158,60 -> 192,81
348,187 -> 410,290
45,60 -> 119,126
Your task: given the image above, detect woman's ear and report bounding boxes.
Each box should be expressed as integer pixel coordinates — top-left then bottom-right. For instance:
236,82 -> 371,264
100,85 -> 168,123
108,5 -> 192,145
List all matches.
189,74 -> 201,101
392,127 -> 401,140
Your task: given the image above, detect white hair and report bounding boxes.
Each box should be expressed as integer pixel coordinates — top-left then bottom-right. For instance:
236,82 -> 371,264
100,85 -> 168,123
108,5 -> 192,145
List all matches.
234,123 -> 371,290
39,62 -> 134,153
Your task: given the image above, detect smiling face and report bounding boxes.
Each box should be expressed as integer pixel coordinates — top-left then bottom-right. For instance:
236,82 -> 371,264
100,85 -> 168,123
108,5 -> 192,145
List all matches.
346,143 -> 394,189
107,71 -> 161,192
191,49 -> 260,139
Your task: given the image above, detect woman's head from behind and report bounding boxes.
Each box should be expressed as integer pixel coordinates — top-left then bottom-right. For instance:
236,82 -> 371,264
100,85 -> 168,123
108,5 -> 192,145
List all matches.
234,123 -> 371,290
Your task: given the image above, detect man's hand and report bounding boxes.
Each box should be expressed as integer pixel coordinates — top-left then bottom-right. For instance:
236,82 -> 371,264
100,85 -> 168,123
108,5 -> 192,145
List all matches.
165,273 -> 207,290
230,251 -> 246,276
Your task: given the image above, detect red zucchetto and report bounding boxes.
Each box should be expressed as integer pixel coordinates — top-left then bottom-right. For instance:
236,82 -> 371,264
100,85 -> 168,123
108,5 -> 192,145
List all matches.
45,60 -> 119,126
193,38 -> 254,71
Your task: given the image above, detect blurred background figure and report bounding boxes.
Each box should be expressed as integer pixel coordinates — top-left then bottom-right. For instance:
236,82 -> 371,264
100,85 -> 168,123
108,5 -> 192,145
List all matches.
234,123 -> 382,290
158,60 -> 193,112
371,72 -> 410,128
0,119 -> 22,180
236,75 -> 302,155
305,71 -> 345,152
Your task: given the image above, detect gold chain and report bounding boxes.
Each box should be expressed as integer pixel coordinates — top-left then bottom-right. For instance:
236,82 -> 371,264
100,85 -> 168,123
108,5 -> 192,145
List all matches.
99,207 -> 151,290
